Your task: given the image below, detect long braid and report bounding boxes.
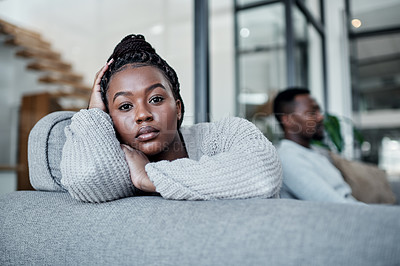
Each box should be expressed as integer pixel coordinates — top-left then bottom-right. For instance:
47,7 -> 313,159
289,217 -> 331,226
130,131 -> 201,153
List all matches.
100,34 -> 185,128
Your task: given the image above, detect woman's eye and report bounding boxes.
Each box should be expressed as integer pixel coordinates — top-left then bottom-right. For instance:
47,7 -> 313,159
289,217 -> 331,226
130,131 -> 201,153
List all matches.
119,103 -> 132,111
150,96 -> 164,104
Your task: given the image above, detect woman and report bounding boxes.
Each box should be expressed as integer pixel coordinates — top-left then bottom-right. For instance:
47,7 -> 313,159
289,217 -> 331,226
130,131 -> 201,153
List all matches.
61,34 -> 282,202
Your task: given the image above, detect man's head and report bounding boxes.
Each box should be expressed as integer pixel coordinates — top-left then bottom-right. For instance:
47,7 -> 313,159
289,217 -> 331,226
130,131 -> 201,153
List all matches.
273,88 -> 324,144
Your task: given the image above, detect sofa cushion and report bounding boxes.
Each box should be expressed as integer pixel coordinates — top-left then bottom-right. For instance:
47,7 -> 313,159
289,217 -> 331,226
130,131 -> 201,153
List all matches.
28,111 -> 75,192
329,151 -> 396,204
1,191 -> 399,266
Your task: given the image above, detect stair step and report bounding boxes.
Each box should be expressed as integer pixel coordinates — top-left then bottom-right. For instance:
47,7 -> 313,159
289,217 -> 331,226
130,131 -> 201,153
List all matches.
37,70 -> 83,83
0,18 -> 41,40
4,35 -> 51,50
15,47 -> 61,60
27,58 -> 72,72
50,91 -> 90,100
1,18 -> 91,101
72,86 -> 92,95
38,76 -> 91,92
43,71 -> 83,83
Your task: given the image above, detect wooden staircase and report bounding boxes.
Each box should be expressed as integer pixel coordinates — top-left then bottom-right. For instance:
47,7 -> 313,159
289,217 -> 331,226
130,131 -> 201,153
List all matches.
0,18 -> 91,103
0,18 -> 92,190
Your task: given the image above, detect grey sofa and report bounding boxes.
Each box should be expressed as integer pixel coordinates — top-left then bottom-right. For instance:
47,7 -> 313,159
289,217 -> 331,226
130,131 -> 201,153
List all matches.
1,111 -> 400,266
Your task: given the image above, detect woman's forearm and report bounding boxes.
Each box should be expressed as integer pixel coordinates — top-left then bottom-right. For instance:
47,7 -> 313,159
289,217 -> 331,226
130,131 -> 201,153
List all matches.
60,108 -> 136,203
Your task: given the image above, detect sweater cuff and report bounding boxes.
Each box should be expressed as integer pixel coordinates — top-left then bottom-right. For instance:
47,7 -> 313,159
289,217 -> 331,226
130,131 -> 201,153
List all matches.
146,162 -> 205,200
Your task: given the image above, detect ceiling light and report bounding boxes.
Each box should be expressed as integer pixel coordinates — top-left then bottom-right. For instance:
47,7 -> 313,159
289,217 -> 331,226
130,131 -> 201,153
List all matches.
351,19 -> 362,28
240,28 -> 250,38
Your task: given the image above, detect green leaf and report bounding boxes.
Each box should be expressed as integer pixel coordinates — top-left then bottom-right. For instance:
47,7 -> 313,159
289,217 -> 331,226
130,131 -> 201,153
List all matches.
353,127 -> 364,145
324,114 -> 344,152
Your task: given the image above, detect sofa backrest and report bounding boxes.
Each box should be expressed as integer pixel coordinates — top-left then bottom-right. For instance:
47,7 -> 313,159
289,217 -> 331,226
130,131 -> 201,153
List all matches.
28,111 -> 76,192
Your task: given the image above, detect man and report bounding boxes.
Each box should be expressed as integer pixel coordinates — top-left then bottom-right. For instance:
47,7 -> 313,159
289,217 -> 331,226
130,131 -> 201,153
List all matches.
273,88 -> 360,203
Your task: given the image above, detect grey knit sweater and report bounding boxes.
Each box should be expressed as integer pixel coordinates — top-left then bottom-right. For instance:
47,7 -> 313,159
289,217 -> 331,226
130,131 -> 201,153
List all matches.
60,108 -> 282,202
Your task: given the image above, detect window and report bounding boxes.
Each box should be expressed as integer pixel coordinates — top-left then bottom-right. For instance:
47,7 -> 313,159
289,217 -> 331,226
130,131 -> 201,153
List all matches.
348,0 -> 400,179
234,0 -> 325,142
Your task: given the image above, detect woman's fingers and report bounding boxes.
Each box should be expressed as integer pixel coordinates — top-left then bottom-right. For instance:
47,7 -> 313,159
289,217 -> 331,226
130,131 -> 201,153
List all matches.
121,144 -> 134,152
121,144 -> 155,192
88,58 -> 114,111
94,58 -> 114,87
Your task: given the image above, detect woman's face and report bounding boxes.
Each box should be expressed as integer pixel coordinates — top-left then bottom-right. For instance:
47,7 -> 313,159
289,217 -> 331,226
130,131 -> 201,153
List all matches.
107,65 -> 182,157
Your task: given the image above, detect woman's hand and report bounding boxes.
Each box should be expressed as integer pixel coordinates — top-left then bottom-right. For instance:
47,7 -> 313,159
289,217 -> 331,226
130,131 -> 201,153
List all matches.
88,59 -> 114,111
121,144 -> 156,192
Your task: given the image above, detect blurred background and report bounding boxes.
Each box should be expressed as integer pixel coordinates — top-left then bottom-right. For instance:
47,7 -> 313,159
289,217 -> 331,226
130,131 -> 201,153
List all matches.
0,0 -> 399,194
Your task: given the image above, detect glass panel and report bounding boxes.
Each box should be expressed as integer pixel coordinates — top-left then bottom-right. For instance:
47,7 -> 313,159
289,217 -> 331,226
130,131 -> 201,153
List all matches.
236,3 -> 286,142
237,3 -> 286,51
293,6 -> 308,87
351,34 -> 400,112
303,0 -> 321,22
306,24 -> 324,108
350,0 -> 400,33
358,128 -> 400,180
293,5 -> 324,107
351,31 -> 400,176
236,2 -> 325,141
238,50 -> 286,114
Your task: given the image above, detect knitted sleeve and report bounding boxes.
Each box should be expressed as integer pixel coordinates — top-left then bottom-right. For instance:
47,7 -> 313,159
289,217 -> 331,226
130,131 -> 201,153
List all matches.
60,108 -> 136,203
146,117 -> 282,200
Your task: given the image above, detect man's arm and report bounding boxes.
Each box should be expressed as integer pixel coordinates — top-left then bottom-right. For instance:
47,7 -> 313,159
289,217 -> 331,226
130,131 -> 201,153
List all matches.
280,154 -> 359,203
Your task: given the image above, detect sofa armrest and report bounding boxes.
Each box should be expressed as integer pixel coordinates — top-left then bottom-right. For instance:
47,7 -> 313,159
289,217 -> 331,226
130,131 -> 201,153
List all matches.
28,111 -> 75,192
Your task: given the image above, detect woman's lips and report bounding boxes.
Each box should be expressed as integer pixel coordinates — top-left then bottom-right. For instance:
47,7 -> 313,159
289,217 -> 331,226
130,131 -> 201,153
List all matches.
136,126 -> 160,141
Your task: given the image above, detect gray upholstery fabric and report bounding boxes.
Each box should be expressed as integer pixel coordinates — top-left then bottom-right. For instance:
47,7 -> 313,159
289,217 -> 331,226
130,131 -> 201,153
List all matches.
1,191 -> 400,266
28,111 -> 75,192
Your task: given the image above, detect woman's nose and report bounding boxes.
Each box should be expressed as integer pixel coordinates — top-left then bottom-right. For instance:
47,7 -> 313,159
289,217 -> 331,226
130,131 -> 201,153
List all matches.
135,105 -> 153,124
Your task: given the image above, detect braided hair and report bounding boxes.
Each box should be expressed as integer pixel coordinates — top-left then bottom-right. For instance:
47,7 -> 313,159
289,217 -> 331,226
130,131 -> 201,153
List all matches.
100,34 -> 185,128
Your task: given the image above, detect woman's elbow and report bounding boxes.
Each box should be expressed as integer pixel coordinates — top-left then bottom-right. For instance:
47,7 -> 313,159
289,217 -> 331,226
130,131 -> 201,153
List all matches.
60,166 -> 105,203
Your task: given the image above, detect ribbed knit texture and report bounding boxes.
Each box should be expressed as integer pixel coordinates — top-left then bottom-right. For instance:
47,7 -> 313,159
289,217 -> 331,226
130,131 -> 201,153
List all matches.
148,116 -> 282,200
61,109 -> 282,202
60,109 -> 136,202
